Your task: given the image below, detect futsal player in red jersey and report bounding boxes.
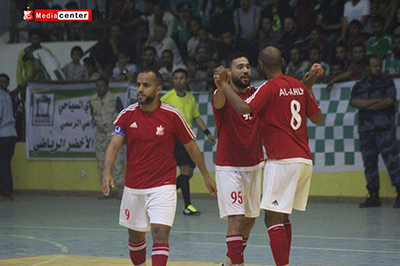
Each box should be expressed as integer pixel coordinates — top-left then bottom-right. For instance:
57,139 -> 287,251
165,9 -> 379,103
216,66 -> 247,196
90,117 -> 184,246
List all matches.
212,52 -> 264,266
102,69 -> 217,266
214,47 -> 323,266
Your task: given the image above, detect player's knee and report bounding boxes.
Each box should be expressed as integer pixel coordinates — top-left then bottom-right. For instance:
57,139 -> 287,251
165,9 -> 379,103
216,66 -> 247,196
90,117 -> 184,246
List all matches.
151,225 -> 170,243
264,211 -> 284,227
228,215 -> 246,231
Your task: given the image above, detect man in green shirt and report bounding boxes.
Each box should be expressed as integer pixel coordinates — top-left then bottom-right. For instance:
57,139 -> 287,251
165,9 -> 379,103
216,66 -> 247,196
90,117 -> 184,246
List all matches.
367,16 -> 392,60
383,35 -> 400,74
161,69 -> 216,215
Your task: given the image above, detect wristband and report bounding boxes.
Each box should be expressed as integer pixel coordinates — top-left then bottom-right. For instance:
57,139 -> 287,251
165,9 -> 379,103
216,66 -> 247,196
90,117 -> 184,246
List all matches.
203,129 -> 211,135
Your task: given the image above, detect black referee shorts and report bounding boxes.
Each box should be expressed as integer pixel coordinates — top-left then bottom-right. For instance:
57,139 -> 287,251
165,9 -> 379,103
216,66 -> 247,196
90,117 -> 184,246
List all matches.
174,140 -> 195,168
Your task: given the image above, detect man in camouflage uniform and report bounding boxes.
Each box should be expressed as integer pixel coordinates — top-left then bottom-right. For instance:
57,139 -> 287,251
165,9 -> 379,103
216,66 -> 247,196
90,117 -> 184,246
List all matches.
350,55 -> 400,209
90,77 -> 125,198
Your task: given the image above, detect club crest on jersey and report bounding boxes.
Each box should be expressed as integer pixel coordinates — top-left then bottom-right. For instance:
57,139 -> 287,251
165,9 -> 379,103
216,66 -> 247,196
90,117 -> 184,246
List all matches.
156,125 -> 165,136
242,113 -> 253,121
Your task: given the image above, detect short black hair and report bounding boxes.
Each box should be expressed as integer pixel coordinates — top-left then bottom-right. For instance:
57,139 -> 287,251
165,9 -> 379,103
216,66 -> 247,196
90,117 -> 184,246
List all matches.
366,55 -> 381,66
138,70 -> 163,86
353,42 -> 366,51
349,19 -> 362,28
83,57 -> 95,66
71,46 -> 83,56
155,23 -> 168,32
226,52 -> 249,68
162,49 -> 173,57
143,46 -> 157,54
96,77 -> 109,85
173,68 -> 188,77
372,16 -> 384,26
186,56 -> 198,65
29,28 -> 42,38
0,73 -> 10,82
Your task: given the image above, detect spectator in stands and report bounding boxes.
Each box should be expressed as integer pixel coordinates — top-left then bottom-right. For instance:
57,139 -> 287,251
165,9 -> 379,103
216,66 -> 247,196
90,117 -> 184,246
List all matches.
393,8 -> 400,35
176,3 -> 193,48
91,23 -> 132,79
63,46 -> 89,81
187,17 -> 203,57
334,44 -> 351,71
16,29 -> 48,88
148,24 -> 183,65
285,46 -> 311,77
295,0 -> 318,33
330,59 -> 344,77
350,55 -> 400,209
208,1 -> 234,38
32,47 -> 65,81
339,0 -> 370,44
309,45 -> 331,75
112,51 -> 137,82
326,42 -> 367,91
109,0 -> 126,22
383,35 -> 400,74
148,2 -> 177,39
170,0 -> 199,18
186,57 -> 207,92
261,0 -> 294,32
0,73 -> 17,202
83,57 -> 101,80
195,43 -> 211,72
316,0 -> 345,44
117,0 -> 144,38
258,16 -> 282,51
195,28 -> 223,61
306,27 -> 328,59
233,0 -> 261,43
159,50 -> 187,89
139,46 -> 162,71
206,59 -> 219,91
370,0 -> 397,32
219,30 -> 248,61
279,16 -> 308,61
346,20 -> 368,52
367,16 -> 393,60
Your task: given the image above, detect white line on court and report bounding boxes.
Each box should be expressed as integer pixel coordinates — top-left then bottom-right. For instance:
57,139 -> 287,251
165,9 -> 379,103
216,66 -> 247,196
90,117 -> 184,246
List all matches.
192,242 -> 400,254
29,255 -> 66,266
1,225 -> 399,243
0,234 -> 69,253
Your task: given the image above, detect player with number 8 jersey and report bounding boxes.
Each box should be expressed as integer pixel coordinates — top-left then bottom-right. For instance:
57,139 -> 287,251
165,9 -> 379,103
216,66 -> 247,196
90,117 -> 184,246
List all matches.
214,47 -> 323,266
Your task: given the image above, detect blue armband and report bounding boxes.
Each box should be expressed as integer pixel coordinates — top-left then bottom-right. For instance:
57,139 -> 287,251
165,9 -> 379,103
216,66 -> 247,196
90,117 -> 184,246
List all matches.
113,125 -> 126,136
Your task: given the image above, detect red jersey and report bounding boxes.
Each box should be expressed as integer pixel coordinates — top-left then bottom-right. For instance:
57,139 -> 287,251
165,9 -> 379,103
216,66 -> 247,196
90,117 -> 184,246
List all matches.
246,75 -> 320,160
114,102 -> 195,189
212,87 -> 263,168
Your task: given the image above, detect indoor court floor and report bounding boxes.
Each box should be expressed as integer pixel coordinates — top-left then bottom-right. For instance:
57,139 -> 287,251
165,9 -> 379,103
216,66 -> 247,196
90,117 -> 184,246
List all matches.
0,195 -> 399,266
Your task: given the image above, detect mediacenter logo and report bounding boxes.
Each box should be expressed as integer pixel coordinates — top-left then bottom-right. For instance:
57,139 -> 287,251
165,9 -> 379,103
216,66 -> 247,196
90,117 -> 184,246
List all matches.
23,9 -> 92,22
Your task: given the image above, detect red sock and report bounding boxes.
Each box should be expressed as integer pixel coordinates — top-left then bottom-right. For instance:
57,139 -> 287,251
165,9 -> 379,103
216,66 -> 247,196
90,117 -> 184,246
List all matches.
151,243 -> 169,266
268,224 -> 289,266
284,222 -> 292,256
226,234 -> 244,264
128,240 -> 146,265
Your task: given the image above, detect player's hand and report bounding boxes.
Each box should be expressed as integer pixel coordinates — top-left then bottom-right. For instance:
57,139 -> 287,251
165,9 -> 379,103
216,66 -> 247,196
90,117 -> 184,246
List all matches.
310,63 -> 324,76
203,176 -> 217,196
214,66 -> 229,84
207,134 -> 216,146
101,172 -> 115,196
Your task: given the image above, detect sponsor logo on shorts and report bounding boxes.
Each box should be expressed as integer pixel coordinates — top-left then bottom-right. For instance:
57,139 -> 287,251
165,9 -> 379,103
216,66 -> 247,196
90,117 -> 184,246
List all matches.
272,200 -> 279,206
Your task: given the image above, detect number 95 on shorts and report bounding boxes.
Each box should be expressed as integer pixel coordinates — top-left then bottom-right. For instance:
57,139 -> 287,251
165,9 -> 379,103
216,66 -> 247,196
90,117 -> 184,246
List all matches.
216,169 -> 261,219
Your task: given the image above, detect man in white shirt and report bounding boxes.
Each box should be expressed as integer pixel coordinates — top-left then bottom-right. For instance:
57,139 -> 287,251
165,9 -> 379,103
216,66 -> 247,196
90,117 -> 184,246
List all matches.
158,50 -> 186,89
340,0 -> 370,41
148,3 -> 177,38
149,24 -> 183,65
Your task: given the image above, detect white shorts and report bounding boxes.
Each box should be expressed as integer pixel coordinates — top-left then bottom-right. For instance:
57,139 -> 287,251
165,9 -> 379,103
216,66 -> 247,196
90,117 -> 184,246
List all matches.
260,161 -> 312,214
216,167 -> 262,219
119,185 -> 177,232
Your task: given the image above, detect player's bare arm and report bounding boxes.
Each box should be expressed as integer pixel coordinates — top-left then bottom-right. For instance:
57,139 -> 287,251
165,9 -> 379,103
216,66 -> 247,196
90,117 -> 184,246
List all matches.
193,116 -> 216,145
183,140 -> 217,196
102,134 -> 125,196
214,66 -> 252,115
212,79 -> 226,110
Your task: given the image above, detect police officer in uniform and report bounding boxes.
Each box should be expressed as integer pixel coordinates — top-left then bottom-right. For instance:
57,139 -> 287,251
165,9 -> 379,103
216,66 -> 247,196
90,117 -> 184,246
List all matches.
350,55 -> 400,208
90,77 -> 125,198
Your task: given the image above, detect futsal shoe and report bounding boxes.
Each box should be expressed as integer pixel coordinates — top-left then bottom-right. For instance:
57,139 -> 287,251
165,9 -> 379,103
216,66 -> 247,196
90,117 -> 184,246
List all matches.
183,204 -> 201,216
359,193 -> 381,208
393,194 -> 400,208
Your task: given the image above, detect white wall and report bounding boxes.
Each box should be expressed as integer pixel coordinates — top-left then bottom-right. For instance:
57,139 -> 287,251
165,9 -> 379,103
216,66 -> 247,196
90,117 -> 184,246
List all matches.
0,41 -> 97,91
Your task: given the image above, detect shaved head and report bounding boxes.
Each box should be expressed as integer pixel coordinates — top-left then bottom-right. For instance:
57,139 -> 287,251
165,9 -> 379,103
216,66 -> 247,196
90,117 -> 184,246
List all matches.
259,46 -> 283,71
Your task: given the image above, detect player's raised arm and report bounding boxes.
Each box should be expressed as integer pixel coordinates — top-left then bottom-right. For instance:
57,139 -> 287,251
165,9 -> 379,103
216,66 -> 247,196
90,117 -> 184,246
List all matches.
183,140 -> 217,196
214,66 -> 252,115
212,77 -> 226,110
302,63 -> 323,89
